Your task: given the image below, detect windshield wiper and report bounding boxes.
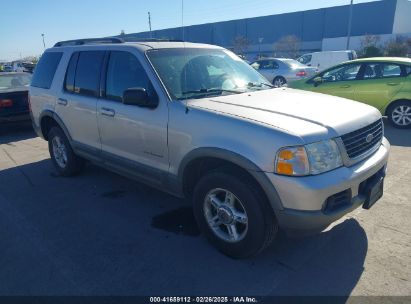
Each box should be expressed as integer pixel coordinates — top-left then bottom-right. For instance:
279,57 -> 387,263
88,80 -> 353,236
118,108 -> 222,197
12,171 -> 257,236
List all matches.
247,82 -> 274,89
181,88 -> 243,98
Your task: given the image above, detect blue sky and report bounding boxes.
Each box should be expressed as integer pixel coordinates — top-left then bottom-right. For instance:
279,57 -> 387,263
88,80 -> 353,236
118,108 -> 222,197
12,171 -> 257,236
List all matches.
1,0 -> 379,61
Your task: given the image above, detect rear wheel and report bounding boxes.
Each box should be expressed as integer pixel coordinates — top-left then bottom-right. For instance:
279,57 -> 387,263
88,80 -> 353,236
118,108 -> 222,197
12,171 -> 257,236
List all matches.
387,101 -> 411,129
193,169 -> 278,258
273,76 -> 287,88
48,127 -> 85,176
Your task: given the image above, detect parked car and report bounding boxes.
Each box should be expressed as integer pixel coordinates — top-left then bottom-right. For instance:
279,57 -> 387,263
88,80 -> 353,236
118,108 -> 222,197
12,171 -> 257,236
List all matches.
290,57 -> 411,129
297,50 -> 357,71
30,38 -> 389,258
250,58 -> 317,87
0,72 -> 32,123
3,65 -> 13,72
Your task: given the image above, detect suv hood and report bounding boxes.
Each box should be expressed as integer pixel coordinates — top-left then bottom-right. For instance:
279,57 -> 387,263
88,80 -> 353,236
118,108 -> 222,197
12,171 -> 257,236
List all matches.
187,88 -> 381,143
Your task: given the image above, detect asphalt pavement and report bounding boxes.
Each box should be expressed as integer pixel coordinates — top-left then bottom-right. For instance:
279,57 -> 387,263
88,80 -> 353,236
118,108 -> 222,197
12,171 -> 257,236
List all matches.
0,121 -> 410,296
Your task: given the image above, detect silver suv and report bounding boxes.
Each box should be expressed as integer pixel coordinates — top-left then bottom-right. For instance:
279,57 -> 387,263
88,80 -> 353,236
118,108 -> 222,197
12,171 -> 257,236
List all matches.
30,38 -> 390,258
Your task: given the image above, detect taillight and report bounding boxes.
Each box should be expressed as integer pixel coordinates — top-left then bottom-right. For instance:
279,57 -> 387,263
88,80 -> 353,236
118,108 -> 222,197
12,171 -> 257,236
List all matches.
296,71 -> 307,77
0,99 -> 13,108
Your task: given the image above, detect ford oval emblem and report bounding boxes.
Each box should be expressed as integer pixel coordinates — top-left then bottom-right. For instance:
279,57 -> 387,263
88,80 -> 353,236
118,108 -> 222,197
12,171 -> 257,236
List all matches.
366,133 -> 374,143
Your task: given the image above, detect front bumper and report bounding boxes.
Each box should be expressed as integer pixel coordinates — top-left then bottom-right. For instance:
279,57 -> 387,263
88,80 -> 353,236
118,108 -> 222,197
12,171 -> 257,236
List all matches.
266,137 -> 390,232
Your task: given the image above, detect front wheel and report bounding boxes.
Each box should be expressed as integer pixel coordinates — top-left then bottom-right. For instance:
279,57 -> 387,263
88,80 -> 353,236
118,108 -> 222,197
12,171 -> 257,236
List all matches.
387,101 -> 411,129
193,169 -> 278,258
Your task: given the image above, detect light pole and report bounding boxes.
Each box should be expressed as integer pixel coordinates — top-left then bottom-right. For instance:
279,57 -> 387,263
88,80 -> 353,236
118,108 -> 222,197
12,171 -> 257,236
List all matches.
41,33 -> 46,50
346,0 -> 354,50
148,12 -> 152,38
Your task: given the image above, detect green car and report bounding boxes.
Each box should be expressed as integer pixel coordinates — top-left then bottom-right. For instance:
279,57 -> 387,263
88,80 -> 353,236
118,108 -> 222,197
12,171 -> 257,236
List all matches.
290,57 -> 411,128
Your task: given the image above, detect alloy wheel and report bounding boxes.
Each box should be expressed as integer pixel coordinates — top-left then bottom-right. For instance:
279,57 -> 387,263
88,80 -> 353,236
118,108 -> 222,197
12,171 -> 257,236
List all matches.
52,136 -> 68,168
203,188 -> 248,243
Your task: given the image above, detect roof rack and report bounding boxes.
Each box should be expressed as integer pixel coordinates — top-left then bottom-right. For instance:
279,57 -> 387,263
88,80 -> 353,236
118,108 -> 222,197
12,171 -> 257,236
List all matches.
123,37 -> 184,43
54,37 -> 124,47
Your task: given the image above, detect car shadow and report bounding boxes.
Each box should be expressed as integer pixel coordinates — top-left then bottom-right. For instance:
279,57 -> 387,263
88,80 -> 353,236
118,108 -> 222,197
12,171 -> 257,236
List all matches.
383,119 -> 411,147
0,158 -> 367,296
0,121 -> 36,144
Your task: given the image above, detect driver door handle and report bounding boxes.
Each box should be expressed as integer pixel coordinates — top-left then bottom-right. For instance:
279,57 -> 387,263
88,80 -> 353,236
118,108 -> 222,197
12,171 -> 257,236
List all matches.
101,107 -> 115,117
57,98 -> 68,106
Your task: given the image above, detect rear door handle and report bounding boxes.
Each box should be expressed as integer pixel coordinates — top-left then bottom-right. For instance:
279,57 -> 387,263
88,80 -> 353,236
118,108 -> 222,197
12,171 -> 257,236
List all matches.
387,82 -> 399,86
101,107 -> 115,117
57,98 -> 68,106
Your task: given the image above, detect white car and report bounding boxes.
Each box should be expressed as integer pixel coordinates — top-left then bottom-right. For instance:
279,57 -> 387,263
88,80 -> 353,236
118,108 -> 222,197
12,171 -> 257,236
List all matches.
297,50 -> 358,71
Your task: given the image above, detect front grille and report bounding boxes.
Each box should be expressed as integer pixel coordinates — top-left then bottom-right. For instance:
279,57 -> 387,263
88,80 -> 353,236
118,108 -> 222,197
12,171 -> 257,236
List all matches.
324,189 -> 352,213
341,119 -> 383,159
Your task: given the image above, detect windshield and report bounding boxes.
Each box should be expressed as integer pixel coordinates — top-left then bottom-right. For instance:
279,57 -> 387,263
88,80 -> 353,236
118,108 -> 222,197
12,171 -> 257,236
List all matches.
147,48 -> 272,100
0,73 -> 31,92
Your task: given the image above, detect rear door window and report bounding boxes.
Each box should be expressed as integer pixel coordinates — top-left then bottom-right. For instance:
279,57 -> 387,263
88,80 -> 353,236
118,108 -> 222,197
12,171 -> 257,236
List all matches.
73,51 -> 105,97
363,63 -> 403,79
31,52 -> 63,89
64,52 -> 79,92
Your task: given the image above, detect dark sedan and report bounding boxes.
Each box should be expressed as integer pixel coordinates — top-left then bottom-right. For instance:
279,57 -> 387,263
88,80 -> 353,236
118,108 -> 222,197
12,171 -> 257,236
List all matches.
0,72 -> 32,124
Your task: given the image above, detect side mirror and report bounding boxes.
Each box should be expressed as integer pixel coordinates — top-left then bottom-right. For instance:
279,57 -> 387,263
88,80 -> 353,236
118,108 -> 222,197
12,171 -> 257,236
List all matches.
313,77 -> 323,87
123,87 -> 158,108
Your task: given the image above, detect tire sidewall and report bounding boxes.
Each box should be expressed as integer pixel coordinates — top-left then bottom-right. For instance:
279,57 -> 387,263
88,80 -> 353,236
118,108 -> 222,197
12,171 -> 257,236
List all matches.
273,76 -> 286,87
193,171 -> 275,258
48,127 -> 78,176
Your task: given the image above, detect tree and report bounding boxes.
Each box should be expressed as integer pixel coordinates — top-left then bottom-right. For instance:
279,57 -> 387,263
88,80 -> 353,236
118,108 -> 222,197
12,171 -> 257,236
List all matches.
359,34 -> 382,58
273,35 -> 301,59
232,35 -> 250,57
384,36 -> 409,57
21,56 -> 40,63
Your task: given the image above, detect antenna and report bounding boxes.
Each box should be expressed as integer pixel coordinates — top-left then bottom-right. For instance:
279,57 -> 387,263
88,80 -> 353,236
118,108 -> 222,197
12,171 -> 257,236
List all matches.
181,0 -> 189,113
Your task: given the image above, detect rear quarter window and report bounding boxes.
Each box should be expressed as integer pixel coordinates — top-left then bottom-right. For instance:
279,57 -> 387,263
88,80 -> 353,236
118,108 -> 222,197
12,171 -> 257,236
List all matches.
31,52 -> 63,89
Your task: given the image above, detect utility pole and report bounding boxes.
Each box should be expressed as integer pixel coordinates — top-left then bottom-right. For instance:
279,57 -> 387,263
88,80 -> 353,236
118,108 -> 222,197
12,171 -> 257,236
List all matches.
41,33 -> 46,50
148,12 -> 152,38
346,0 -> 354,50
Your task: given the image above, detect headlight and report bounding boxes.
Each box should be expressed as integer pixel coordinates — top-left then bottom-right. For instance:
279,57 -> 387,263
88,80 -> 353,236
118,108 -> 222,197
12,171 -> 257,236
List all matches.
275,139 -> 342,176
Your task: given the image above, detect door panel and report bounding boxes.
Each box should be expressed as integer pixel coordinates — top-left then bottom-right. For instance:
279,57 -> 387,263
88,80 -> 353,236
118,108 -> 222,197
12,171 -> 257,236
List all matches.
310,63 -> 362,100
313,81 -> 356,100
56,51 -> 104,150
97,51 -> 169,175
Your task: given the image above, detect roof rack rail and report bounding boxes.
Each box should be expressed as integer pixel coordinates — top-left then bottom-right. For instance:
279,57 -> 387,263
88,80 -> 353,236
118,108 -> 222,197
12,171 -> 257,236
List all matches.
123,37 -> 184,43
54,37 -> 124,47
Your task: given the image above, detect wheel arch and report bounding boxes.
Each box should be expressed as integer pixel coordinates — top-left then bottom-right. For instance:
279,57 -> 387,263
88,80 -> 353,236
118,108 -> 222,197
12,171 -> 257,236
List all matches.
39,110 -> 72,142
384,99 -> 411,116
178,147 -> 284,212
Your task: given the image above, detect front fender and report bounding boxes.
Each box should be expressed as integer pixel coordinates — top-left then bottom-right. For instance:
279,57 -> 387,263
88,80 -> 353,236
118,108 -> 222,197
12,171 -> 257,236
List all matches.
178,147 -> 284,211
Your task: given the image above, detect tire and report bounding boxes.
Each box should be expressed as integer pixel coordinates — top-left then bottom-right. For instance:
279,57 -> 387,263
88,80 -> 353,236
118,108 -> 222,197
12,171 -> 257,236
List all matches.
193,169 -> 278,258
387,100 -> 411,129
48,127 -> 85,176
273,76 -> 287,88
